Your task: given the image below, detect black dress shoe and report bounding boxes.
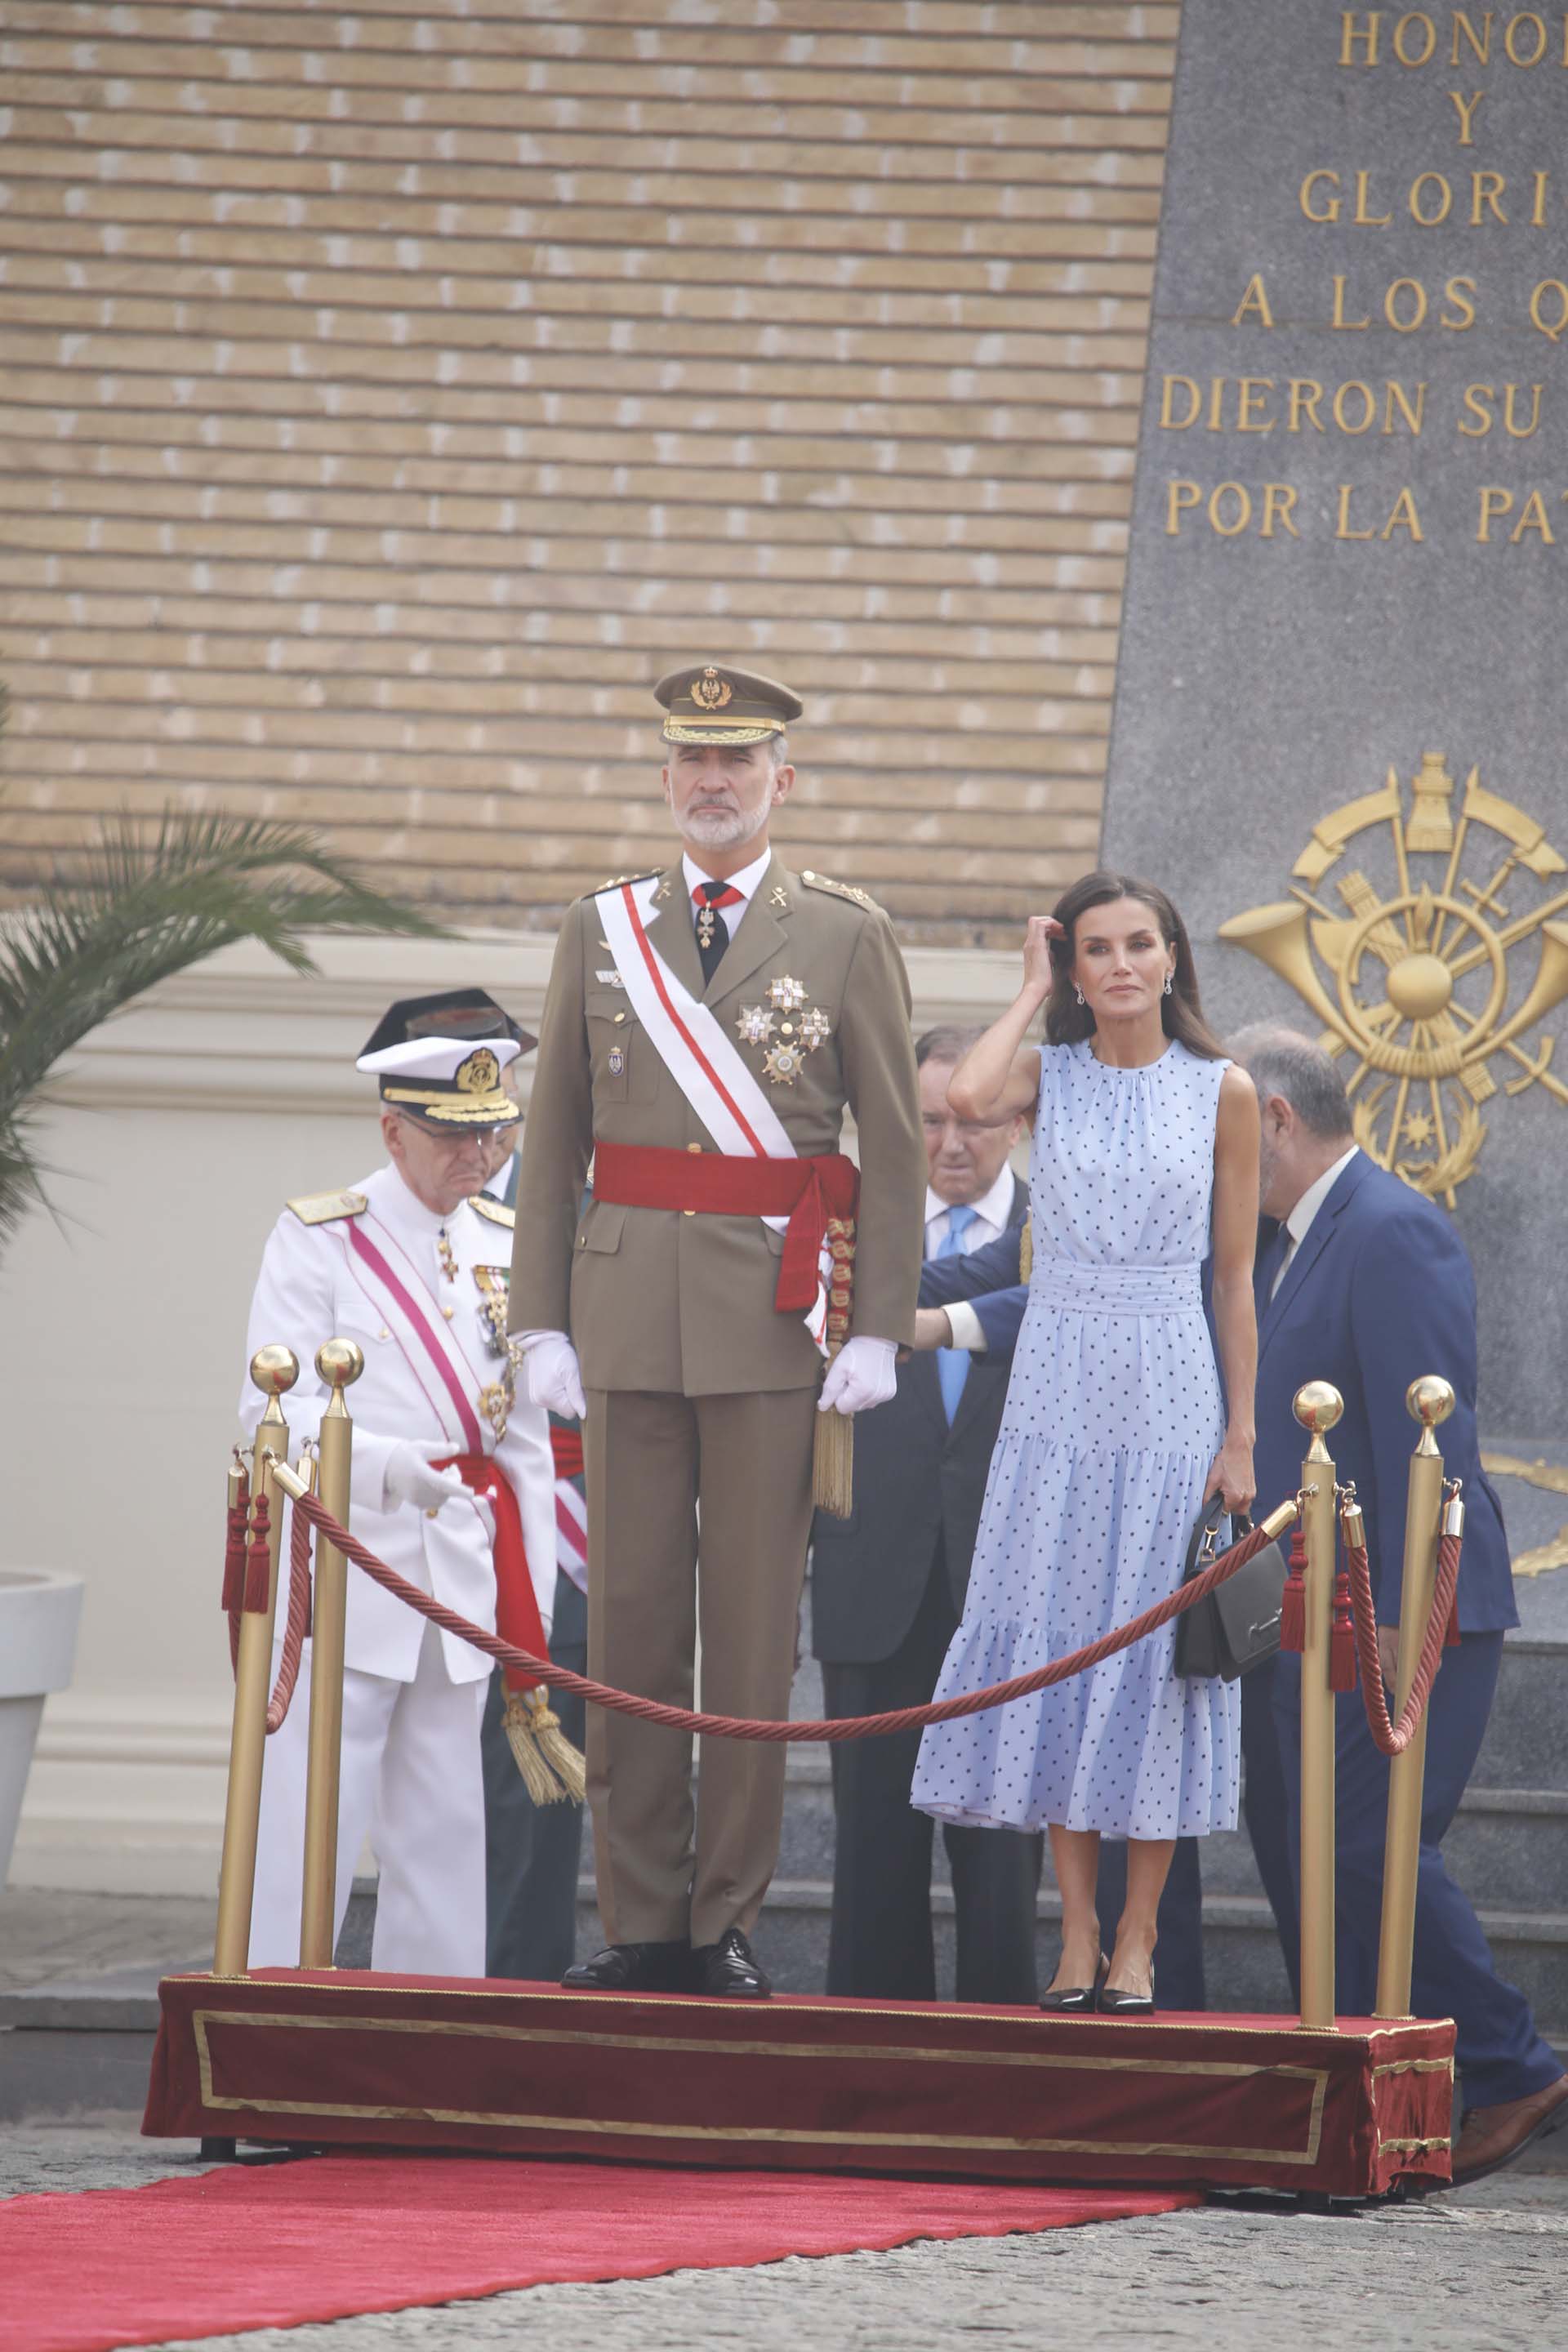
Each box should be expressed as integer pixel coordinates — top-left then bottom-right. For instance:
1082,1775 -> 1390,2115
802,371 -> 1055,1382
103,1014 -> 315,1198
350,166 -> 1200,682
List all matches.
560,1940 -> 691,1993
689,1927 -> 771,1998
1040,1953 -> 1109,2015
1098,1974 -> 1155,2016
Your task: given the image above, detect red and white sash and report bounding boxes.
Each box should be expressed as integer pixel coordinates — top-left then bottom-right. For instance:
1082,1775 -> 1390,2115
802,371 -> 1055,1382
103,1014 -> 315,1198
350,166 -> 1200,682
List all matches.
341,1212 -> 488,1454
596,875 -> 831,1348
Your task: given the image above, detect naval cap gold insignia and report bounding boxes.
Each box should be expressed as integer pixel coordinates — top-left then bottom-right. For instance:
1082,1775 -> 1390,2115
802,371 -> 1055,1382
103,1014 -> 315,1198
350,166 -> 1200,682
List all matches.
456,1046 -> 501,1095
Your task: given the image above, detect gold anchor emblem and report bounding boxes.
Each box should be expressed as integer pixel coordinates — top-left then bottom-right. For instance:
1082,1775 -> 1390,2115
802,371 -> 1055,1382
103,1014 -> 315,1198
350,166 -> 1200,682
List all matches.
1222,752 -> 1568,1206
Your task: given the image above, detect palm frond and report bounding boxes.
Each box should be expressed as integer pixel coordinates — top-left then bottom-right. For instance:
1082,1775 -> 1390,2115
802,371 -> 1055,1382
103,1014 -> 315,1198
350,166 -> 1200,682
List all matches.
0,808 -> 447,1252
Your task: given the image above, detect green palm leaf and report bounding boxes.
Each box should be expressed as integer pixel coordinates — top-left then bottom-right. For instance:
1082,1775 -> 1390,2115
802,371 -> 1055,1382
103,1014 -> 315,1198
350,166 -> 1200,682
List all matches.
0,808 -> 446,1254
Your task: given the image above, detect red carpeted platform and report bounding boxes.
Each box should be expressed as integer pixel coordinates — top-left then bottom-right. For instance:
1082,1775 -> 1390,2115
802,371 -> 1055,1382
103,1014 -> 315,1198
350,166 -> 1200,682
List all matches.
143,1971 -> 1454,2198
0,2152 -> 1200,2352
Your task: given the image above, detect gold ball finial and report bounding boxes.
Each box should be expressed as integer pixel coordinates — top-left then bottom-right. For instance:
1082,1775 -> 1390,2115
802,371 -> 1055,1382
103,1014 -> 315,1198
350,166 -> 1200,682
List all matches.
1406,1374 -> 1456,1428
316,1337 -> 365,1390
250,1345 -> 301,1396
1292,1379 -> 1344,1435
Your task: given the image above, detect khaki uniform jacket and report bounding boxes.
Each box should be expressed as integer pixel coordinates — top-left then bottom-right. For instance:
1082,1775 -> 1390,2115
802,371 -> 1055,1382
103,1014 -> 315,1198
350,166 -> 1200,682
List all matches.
509,852 -> 925,1396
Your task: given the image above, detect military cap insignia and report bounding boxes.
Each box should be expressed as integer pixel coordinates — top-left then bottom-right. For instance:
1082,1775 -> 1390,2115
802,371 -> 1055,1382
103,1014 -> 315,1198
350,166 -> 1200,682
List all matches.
287,1189 -> 368,1227
456,1047 -> 500,1095
736,1005 -> 776,1046
691,666 -> 733,711
801,869 -> 876,911
767,974 -> 806,1012
467,1194 -> 516,1228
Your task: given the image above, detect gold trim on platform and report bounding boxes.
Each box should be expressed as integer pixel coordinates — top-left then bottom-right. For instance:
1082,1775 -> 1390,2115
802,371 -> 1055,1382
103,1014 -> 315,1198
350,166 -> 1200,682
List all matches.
190,2010 -> 1329,2167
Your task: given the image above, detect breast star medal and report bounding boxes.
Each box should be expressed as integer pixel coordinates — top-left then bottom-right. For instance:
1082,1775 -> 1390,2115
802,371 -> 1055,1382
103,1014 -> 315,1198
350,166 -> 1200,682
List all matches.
763,1039 -> 806,1084
736,1004 -> 776,1046
799,1007 -> 832,1050
767,974 -> 806,1012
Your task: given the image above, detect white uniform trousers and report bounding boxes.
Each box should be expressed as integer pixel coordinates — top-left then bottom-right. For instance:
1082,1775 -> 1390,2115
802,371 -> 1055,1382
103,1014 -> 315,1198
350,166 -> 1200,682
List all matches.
248,1620 -> 487,1976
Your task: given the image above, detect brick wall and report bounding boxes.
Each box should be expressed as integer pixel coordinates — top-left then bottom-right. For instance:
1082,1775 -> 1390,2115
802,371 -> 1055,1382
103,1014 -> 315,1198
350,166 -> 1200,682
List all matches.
0,0 -> 1178,942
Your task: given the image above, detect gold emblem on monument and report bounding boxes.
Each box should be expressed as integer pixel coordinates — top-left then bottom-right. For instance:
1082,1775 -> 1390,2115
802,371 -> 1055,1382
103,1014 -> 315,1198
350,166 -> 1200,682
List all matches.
1222,753 -> 1568,1207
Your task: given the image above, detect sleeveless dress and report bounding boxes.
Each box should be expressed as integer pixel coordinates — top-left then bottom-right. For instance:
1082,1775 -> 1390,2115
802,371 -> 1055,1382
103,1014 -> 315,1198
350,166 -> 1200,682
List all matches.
910,1039 -> 1241,1839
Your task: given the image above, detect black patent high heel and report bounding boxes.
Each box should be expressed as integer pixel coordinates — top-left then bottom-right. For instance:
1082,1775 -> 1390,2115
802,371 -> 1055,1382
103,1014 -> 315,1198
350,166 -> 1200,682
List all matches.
1040,1952 -> 1110,2015
1097,1968 -> 1155,2017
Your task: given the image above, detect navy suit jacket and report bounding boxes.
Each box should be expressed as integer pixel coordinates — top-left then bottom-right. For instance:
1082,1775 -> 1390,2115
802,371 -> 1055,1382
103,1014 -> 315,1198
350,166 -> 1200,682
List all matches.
1254,1152 -> 1514,1633
920,1227 -> 1027,1351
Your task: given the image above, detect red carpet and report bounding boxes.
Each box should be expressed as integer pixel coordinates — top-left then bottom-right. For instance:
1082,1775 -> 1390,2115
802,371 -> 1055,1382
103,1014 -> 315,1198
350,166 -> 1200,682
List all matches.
2,2150 -> 1197,2352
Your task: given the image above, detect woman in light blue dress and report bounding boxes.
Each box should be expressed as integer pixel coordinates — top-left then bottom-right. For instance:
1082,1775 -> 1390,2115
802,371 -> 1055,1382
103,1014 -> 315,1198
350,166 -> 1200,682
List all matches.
910,871 -> 1259,2013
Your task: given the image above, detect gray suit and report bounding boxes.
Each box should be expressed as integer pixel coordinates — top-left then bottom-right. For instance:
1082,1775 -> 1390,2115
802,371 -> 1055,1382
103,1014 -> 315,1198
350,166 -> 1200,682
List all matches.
811,1177 -> 1043,2002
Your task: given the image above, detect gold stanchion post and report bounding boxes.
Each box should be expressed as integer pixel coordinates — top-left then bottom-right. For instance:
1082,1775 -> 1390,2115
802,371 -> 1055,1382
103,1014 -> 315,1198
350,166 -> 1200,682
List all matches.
298,1339 -> 363,1968
213,1346 -> 299,1977
1374,1374 -> 1456,2019
1294,1379 -> 1344,2032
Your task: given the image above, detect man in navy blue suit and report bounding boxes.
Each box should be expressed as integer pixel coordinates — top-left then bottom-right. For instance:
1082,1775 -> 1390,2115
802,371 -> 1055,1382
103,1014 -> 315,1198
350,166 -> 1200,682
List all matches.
1232,1023 -> 1566,2185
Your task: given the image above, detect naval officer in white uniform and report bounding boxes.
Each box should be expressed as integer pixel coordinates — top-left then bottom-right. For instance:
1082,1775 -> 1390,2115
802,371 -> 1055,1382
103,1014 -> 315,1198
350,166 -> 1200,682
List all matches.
243,990 -> 558,1976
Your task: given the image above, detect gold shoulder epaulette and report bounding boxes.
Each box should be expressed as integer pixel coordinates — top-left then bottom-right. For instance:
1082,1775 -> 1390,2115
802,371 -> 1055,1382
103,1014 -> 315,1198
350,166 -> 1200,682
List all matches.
592,865 -> 664,895
800,868 -> 878,912
468,1193 -> 516,1228
287,1189 -> 368,1227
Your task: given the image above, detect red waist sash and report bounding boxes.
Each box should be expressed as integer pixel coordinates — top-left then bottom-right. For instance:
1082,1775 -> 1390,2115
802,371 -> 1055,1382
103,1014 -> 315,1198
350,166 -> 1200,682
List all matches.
591,1140 -> 858,1316
439,1454 -> 547,1694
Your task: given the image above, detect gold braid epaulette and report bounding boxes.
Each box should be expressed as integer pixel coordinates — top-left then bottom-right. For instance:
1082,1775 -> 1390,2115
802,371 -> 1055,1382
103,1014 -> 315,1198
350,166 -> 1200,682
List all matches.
800,869 -> 880,912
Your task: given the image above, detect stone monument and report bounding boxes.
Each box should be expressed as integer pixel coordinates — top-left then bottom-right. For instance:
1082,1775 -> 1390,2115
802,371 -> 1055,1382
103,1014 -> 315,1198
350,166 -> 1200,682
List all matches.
1101,0 -> 1568,1439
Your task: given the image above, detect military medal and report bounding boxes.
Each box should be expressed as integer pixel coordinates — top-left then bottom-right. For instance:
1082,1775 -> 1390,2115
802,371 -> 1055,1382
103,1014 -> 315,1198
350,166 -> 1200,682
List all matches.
696,903 -> 719,951
473,1267 -> 514,1438
736,1004 -> 776,1046
767,974 -> 806,1013
799,1006 -> 831,1050
763,1040 -> 806,1085
437,1227 -> 458,1283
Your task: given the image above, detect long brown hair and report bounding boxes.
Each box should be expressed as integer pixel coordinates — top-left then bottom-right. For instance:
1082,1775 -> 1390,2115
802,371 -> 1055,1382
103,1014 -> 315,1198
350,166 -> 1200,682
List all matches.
1044,870 -> 1227,1061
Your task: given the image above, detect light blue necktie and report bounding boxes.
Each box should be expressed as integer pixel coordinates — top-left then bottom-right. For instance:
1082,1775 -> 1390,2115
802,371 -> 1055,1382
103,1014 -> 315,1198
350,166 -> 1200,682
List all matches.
935,1204 -> 978,1423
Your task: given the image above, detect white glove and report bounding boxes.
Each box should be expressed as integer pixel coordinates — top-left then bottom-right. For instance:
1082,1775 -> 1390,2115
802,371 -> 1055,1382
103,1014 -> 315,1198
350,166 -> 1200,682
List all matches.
817,1336 -> 898,1417
384,1439 -> 469,1516
521,1330 -> 588,1420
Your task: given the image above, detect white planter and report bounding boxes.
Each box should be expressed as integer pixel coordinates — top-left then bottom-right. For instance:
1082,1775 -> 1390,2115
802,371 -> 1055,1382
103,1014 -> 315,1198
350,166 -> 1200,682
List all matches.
0,1568 -> 84,1890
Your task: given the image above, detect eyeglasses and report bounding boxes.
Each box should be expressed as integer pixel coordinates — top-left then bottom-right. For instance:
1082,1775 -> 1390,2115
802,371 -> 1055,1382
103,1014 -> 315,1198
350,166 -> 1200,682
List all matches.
396,1111 -> 515,1149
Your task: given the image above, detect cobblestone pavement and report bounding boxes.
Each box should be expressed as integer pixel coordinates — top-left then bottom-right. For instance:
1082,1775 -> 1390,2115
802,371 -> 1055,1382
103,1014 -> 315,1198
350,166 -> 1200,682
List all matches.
2,2125 -> 1564,2352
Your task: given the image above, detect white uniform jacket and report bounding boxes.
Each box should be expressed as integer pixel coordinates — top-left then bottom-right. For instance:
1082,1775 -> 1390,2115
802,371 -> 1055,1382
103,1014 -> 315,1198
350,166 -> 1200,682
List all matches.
238,1162 -> 556,1685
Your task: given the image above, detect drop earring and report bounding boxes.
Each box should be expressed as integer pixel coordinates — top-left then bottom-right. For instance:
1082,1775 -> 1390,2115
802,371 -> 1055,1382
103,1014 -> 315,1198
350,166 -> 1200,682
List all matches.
1074,986 -> 1085,1007
1163,973 -> 1174,996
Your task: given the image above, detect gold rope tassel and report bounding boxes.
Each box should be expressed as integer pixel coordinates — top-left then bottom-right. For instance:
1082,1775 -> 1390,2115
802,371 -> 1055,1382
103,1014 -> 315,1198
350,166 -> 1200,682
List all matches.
813,1214 -> 858,1517
813,1348 -> 855,1518
502,1686 -> 586,1806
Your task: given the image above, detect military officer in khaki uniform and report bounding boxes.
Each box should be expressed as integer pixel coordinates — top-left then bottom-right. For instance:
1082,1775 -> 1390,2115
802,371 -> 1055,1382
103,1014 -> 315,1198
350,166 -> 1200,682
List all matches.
510,664 -> 924,1998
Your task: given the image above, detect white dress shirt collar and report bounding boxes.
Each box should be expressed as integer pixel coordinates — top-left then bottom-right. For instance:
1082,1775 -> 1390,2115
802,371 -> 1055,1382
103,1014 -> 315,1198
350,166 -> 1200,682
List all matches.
1284,1144 -> 1361,1254
681,844 -> 773,919
368,1159 -> 450,1239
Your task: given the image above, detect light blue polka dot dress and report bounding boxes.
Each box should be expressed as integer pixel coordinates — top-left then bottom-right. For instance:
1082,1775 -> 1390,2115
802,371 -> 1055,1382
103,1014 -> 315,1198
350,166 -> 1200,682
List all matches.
911,1038 -> 1241,1840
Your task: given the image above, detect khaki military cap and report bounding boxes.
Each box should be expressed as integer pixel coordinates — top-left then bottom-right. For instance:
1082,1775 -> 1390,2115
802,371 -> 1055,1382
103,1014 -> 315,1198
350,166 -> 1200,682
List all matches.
654,663 -> 804,746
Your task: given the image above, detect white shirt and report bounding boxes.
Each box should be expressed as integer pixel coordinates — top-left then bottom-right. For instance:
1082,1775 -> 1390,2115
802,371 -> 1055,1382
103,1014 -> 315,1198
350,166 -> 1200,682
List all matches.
1272,1145 -> 1361,1298
682,844 -> 773,932
927,1165 -> 1018,1352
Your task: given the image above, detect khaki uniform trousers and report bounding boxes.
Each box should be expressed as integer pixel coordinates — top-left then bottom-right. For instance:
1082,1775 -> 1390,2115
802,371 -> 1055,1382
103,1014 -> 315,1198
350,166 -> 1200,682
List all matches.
583,1385 -> 817,1949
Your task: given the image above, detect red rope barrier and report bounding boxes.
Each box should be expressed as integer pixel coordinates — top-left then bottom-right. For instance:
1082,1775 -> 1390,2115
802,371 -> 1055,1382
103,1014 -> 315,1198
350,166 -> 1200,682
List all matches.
278,1485 -> 1287,1744
265,1496 -> 314,1735
1342,1525 -> 1463,1757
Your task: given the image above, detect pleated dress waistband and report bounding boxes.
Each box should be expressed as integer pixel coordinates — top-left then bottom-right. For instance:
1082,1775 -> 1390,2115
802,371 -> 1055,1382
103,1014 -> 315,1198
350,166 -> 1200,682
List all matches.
1031,1256 -> 1202,1316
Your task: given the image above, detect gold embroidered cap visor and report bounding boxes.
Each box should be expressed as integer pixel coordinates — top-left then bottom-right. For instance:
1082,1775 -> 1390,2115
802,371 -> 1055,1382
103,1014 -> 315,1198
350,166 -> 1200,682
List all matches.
357,1037 -> 523,1126
654,662 -> 804,746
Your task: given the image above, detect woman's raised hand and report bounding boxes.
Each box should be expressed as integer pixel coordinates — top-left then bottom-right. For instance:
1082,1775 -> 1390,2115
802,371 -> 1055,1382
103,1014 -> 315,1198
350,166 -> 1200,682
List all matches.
1023,914 -> 1065,997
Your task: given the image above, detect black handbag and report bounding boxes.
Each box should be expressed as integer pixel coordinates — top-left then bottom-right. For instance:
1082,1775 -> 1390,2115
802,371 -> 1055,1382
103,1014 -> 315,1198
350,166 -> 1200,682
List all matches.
1173,1496 -> 1289,1681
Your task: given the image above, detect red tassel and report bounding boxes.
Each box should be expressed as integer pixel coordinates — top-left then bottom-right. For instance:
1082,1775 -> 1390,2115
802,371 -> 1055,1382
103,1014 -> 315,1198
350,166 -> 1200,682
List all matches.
243,1490 -> 272,1613
1330,1568 -> 1359,1692
221,1497 -> 248,1614
1280,1528 -> 1307,1654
